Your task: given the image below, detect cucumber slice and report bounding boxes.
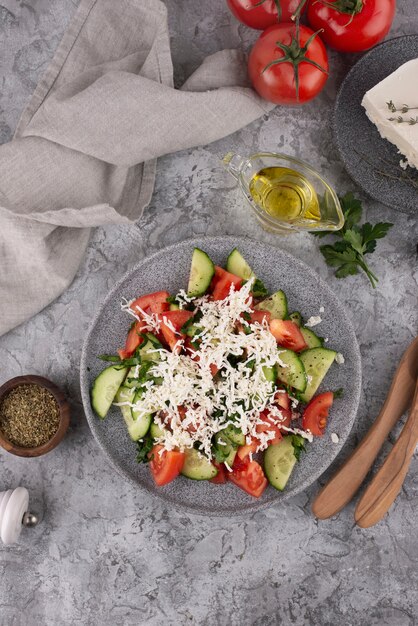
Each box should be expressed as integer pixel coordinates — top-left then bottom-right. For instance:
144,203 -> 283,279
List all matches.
300,327 -> 323,350
139,334 -> 162,362
299,348 -> 337,403
187,248 -> 215,297
213,432 -> 237,466
226,248 -> 254,280
115,386 -> 150,441
276,349 -> 307,392
91,365 -> 128,419
288,311 -> 302,327
150,421 -> 166,438
255,290 -> 288,320
181,448 -> 218,480
262,364 -> 277,383
129,388 -> 152,439
221,425 -> 245,446
123,365 -> 139,389
264,436 -> 297,491
115,386 -> 134,422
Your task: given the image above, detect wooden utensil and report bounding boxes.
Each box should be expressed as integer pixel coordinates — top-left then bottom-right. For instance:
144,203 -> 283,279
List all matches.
355,378 -> 418,527
312,337 -> 418,520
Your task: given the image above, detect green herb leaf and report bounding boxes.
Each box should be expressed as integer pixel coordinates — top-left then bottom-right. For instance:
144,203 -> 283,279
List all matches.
251,278 -> 269,299
136,431 -> 154,463
319,243 -> 357,268
340,192 -> 362,230
334,263 -> 359,278
291,435 -> 306,462
98,354 -> 142,367
314,192 -> 392,288
333,388 -> 344,399
342,228 -> 364,255
361,222 -> 393,252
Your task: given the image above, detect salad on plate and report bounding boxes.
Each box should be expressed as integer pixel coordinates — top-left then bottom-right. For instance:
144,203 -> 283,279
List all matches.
90,248 -> 342,498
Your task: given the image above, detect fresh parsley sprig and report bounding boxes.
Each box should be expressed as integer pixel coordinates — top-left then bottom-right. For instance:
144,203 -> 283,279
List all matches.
314,193 -> 393,289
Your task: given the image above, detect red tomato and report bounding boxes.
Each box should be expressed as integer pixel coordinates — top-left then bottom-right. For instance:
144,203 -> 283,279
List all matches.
211,266 -> 243,300
248,23 -> 328,105
130,291 -> 170,315
275,390 -> 290,410
227,0 -> 304,30
270,319 -> 307,352
249,309 -> 271,324
277,408 -> 292,431
302,391 -> 334,436
118,320 -> 147,359
307,0 -> 395,53
237,441 -> 258,460
256,411 -> 283,445
160,310 -> 193,352
210,463 -> 227,484
149,445 -> 185,486
229,459 -> 268,498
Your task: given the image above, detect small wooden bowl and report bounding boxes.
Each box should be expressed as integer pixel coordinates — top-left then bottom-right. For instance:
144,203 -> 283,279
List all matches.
0,375 -> 70,458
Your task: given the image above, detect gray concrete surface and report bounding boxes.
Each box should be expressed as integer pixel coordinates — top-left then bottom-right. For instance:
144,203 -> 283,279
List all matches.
0,1 -> 417,624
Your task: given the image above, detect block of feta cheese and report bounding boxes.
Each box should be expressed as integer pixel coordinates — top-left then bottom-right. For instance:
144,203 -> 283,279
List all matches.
361,59 -> 418,169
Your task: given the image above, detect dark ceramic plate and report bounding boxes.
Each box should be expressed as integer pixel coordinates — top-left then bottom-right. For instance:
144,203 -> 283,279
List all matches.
334,35 -> 418,215
80,236 -> 361,515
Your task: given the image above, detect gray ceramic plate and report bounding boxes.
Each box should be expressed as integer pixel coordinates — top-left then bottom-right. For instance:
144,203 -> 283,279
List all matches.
80,236 -> 361,515
334,35 -> 418,215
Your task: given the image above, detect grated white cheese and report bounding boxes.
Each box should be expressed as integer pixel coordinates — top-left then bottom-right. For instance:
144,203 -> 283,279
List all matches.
335,352 -> 345,365
331,433 -> 339,444
121,279 -> 319,459
319,306 -> 325,313
305,315 -> 322,328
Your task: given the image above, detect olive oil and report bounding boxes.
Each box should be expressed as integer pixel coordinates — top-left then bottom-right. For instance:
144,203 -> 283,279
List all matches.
249,167 -> 321,222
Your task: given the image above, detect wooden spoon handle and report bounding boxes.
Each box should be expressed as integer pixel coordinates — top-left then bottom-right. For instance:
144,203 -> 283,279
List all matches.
312,337 -> 418,520
355,380 -> 418,528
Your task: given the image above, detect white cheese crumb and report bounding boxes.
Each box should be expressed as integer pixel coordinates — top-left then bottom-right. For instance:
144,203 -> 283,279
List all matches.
305,315 -> 322,328
335,352 -> 345,364
400,159 -> 408,170
319,306 -> 325,313
331,433 -> 339,444
324,337 -> 329,343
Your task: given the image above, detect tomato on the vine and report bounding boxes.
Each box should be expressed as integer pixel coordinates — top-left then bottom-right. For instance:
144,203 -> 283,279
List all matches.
248,23 -> 329,105
307,0 -> 396,53
226,0 -> 305,30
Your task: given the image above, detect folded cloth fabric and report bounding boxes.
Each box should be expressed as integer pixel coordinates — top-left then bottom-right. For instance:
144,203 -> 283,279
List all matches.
0,0 -> 273,337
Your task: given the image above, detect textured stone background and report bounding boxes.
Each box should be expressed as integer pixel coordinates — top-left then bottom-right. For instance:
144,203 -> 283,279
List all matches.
0,1 -> 417,625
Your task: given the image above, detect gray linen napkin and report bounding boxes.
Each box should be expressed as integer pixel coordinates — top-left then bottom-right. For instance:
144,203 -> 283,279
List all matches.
0,0 -> 273,336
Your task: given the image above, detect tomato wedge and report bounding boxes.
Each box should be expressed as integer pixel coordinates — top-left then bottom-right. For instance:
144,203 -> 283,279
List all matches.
249,309 -> 271,325
118,319 -> 147,359
277,408 -> 292,431
275,390 -> 290,410
302,391 -> 334,436
237,441 -> 258,460
229,459 -> 268,498
256,410 -> 283,445
130,291 -> 170,315
211,266 -> 243,300
149,445 -> 185,486
210,463 -> 227,484
269,319 -> 307,352
160,310 -> 193,352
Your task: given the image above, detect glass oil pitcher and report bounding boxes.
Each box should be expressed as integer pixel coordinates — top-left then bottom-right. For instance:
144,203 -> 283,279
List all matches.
223,152 -> 344,234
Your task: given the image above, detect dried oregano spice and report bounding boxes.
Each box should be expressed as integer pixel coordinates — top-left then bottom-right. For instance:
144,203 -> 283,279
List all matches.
0,384 -> 60,447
